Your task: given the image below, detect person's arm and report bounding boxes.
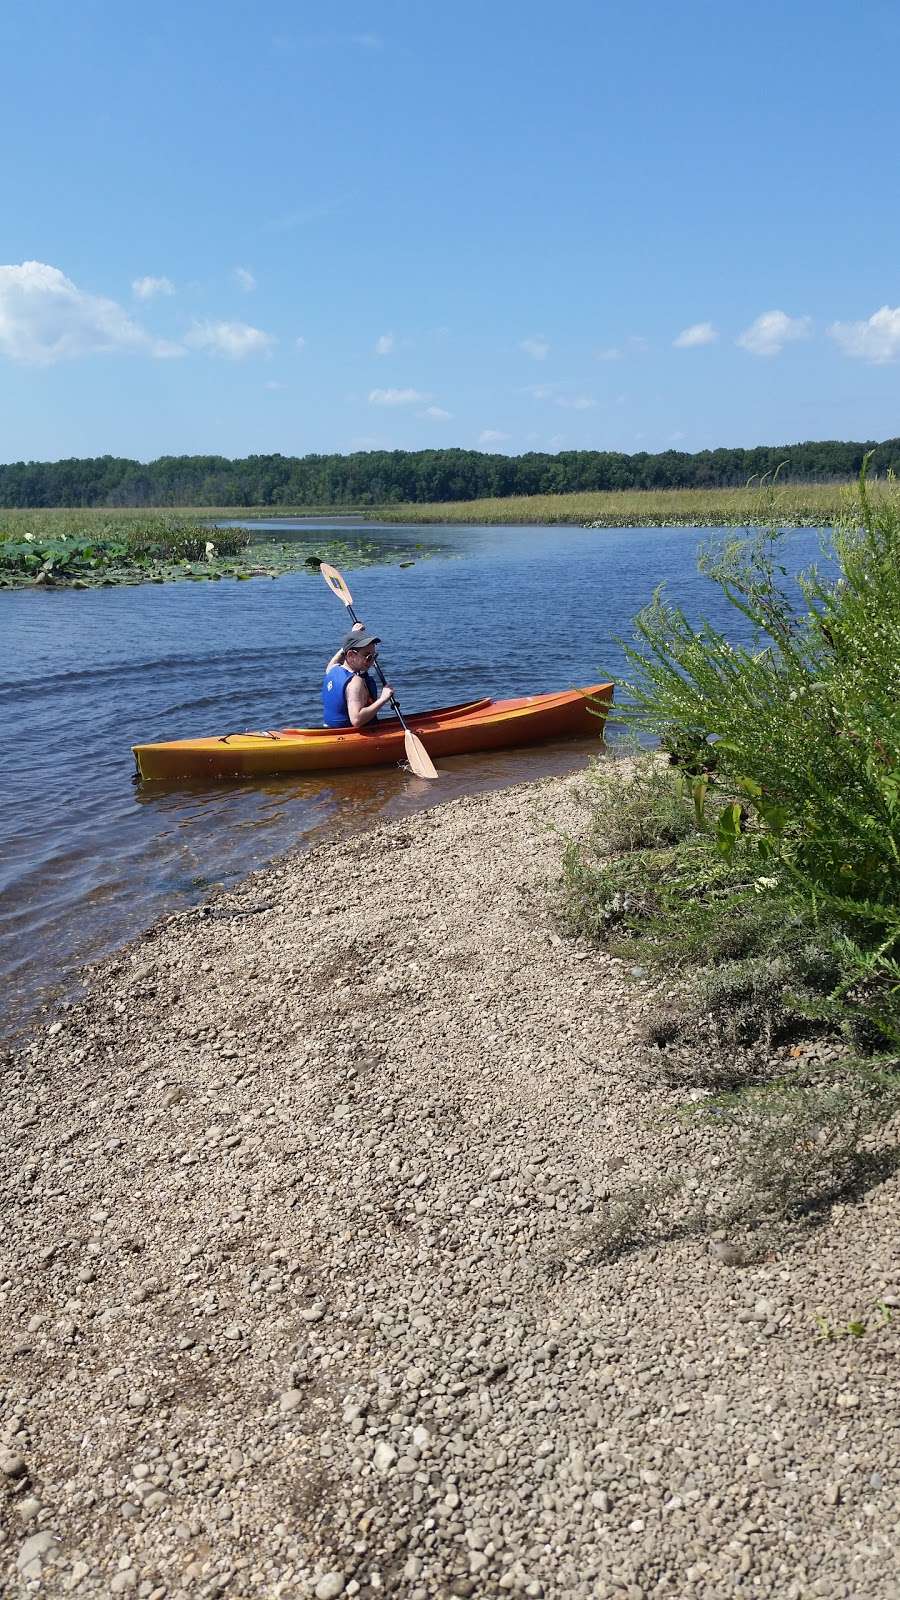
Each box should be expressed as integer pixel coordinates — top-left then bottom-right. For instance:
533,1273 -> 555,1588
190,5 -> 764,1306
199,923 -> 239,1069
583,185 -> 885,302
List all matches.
346,673 -> 393,728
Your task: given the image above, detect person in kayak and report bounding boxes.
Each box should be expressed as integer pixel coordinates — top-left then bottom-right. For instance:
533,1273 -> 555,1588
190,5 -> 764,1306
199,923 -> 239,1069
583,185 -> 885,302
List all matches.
322,625 -> 394,729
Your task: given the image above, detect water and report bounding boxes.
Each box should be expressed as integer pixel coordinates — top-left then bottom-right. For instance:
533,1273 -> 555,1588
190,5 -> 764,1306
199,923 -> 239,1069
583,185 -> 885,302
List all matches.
1,520 -> 825,1041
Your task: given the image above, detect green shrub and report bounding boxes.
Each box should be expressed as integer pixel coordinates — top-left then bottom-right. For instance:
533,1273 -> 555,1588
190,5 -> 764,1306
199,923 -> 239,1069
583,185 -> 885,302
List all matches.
574,747 -> 700,852
615,461 -> 900,1046
560,466 -> 900,1253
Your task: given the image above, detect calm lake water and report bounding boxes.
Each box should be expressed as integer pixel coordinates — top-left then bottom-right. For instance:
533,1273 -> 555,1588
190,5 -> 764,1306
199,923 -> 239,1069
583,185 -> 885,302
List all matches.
1,520 -> 826,1042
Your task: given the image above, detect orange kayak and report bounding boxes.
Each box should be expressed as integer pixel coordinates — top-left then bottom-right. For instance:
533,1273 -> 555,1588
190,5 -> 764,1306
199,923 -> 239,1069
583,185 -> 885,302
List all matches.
132,683 -> 613,781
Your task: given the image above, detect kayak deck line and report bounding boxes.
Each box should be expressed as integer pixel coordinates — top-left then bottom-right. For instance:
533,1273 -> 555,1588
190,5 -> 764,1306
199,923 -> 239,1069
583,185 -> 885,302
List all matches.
227,696 -> 496,743
132,683 -> 614,782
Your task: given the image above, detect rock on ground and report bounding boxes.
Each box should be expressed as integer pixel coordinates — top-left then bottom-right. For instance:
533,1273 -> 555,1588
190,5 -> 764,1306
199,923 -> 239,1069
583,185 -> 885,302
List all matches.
0,771 -> 897,1599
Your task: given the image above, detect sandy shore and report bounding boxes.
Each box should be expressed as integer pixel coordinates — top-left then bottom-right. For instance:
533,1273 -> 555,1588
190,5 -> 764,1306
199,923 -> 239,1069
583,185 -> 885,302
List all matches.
1,770 -> 897,1600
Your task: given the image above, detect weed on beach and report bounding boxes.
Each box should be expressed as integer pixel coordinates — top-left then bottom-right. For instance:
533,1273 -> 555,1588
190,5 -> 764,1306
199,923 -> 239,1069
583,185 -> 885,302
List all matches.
562,463 -> 900,1258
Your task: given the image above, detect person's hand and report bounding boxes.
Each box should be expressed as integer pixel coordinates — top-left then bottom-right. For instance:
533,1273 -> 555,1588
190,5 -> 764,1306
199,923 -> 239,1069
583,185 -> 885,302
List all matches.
350,620 -> 365,634
377,684 -> 394,705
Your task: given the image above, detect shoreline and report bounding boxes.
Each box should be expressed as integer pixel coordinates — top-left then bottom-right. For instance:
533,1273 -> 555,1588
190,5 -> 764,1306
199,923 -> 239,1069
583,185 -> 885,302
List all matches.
1,770 -> 897,1598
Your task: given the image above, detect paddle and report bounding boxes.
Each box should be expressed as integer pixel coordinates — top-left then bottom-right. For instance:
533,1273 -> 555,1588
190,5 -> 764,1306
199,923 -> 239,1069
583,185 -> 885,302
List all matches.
319,562 -> 439,780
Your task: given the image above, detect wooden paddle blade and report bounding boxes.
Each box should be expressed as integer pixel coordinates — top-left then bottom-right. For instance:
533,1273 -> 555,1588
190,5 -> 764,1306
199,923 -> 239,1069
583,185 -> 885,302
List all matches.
404,730 -> 439,780
320,562 -> 354,606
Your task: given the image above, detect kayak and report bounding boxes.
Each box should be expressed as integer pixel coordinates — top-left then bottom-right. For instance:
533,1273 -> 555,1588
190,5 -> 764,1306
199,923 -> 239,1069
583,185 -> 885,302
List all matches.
132,683 -> 613,782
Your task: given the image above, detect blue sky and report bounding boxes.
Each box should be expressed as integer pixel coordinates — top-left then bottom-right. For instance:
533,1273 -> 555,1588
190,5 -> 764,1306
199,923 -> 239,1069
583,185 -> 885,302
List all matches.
2,0 -> 899,463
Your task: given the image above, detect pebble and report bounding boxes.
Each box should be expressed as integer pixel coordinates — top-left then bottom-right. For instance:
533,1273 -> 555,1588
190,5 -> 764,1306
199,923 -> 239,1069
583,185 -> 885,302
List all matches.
0,1447 -> 27,1477
1,769 -> 897,1600
315,1575 -> 346,1599
18,1531 -> 58,1571
373,1441 -> 397,1475
709,1241 -> 747,1267
16,1496 -> 42,1522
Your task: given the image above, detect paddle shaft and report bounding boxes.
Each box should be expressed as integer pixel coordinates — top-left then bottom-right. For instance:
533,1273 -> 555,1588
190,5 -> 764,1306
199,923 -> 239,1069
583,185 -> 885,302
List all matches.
320,561 -> 438,779
341,601 -> 414,735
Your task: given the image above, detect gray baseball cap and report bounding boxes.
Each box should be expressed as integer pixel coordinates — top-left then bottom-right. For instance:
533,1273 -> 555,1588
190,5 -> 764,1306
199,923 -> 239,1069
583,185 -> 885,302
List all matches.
342,629 -> 380,651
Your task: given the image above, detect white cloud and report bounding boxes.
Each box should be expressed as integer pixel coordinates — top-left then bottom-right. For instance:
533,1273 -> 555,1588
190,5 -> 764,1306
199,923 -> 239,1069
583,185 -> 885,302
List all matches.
265,380 -> 287,390
479,429 -> 510,445
524,382 -> 594,409
266,194 -> 353,233
422,405 -> 452,419
674,321 -> 718,348
0,260 -> 182,364
374,332 -> 395,355
828,305 -> 900,364
185,320 -> 276,359
132,274 -> 175,300
295,336 -> 306,352
736,309 -> 811,357
520,334 -> 550,360
234,266 -> 257,292
368,386 -> 430,406
595,336 -> 648,361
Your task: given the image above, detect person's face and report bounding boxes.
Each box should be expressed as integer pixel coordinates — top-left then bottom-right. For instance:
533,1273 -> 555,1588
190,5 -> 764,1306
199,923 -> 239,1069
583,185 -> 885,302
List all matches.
347,643 -> 377,669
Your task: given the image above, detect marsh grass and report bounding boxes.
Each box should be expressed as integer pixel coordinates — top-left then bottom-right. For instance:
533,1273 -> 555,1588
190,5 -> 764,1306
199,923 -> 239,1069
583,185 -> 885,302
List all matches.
2,484 -> 891,549
374,481 -> 893,527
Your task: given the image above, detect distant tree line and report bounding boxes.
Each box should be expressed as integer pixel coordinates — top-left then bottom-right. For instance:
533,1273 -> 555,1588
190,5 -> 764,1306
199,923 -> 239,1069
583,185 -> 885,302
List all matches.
1,439 -> 897,509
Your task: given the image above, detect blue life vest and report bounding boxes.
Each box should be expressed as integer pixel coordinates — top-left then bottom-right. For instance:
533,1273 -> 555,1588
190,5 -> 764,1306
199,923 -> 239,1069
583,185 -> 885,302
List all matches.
322,664 -> 378,728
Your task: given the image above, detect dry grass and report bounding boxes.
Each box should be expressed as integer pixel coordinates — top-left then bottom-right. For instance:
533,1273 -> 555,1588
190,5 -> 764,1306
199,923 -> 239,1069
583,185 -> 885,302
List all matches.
3,482 -> 894,535
376,482 -> 889,527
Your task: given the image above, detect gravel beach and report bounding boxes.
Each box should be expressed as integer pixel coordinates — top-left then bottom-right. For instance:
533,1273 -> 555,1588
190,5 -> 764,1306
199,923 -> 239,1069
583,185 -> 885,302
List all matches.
1,768 -> 897,1600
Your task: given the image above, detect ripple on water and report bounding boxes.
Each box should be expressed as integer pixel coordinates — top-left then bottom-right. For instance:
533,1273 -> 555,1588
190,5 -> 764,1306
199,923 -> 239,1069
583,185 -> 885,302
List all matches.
1,521 -> 826,1041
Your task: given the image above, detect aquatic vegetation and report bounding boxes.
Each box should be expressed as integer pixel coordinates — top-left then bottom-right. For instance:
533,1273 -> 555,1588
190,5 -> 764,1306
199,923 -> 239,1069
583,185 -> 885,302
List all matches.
0,514 -> 248,588
377,481 -> 893,528
0,511 -> 439,590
